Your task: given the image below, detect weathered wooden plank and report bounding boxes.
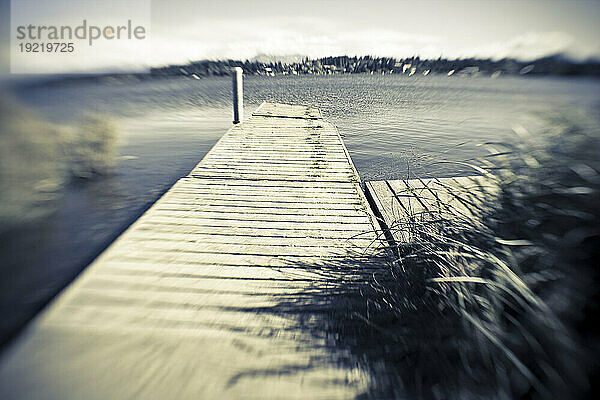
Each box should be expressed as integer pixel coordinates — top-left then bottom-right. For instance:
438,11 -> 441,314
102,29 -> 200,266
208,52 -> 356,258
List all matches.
98,261 -> 376,280
156,194 -> 364,205
155,200 -> 364,210
366,176 -> 497,245
365,181 -> 405,225
252,102 -> 322,119
153,204 -> 366,215
387,176 -> 495,220
0,102 -> 383,400
145,212 -> 371,229
165,187 -> 361,198
194,163 -> 354,171
136,217 -> 374,232
188,173 -> 357,183
175,177 -> 358,188
189,169 -> 356,178
133,223 -> 376,240
162,186 -> 360,196
166,187 -> 361,197
124,232 -> 376,248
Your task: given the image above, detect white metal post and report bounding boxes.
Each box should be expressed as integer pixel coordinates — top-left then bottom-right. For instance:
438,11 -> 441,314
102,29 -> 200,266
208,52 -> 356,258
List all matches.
232,67 -> 243,124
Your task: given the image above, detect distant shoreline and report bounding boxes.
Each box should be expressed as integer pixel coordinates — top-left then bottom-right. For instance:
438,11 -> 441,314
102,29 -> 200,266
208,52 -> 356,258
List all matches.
9,54 -> 600,89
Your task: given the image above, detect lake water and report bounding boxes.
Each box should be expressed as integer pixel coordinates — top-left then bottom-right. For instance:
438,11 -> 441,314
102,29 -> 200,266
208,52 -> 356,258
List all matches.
1,73 -> 599,346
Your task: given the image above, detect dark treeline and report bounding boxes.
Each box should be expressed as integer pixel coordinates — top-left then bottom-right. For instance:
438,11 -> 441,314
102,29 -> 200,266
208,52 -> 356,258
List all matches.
151,55 -> 600,78
19,54 -> 600,89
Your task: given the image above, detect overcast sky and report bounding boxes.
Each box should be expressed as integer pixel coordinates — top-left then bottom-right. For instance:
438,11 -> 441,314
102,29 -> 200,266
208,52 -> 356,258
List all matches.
148,0 -> 600,65
2,0 -> 600,72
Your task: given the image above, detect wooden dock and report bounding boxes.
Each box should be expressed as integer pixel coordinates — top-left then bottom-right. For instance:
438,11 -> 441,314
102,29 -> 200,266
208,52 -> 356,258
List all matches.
0,103 -> 383,399
365,176 -> 496,244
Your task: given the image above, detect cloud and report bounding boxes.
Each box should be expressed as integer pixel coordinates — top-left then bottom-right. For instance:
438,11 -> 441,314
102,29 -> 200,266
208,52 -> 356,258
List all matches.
149,18 -> 443,65
150,19 -> 592,66
463,31 -> 576,60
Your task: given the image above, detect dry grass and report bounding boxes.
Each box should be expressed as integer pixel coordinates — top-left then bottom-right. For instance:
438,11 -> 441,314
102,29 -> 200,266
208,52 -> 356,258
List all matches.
67,115 -> 117,180
0,98 -> 66,230
368,115 -> 597,398
0,97 -> 118,231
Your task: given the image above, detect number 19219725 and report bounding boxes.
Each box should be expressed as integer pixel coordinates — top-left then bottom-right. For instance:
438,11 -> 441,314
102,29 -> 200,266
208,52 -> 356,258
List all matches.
19,42 -> 74,52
